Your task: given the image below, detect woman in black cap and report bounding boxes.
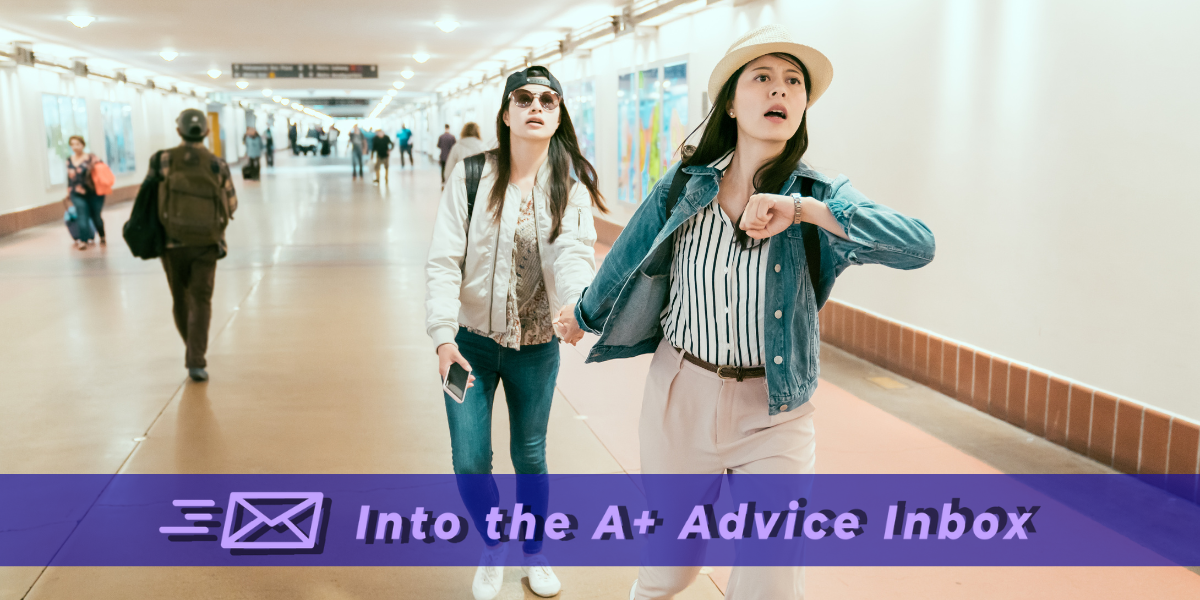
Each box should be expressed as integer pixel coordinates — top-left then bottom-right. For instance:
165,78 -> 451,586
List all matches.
424,65 -> 606,600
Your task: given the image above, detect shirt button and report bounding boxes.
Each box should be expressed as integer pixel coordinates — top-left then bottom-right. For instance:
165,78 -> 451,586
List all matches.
774,310 -> 782,319
774,356 -> 783,364
774,264 -> 781,273
779,404 -> 788,411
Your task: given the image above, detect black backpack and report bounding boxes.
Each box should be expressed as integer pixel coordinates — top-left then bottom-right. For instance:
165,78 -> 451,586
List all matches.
662,167 -> 829,310
123,154 -> 167,259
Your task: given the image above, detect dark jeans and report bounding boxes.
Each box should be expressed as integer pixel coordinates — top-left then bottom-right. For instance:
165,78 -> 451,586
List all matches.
351,148 -> 365,176
69,192 -> 105,241
445,327 -> 559,554
265,148 -> 274,167
439,159 -> 447,182
161,245 -> 219,369
399,144 -> 414,166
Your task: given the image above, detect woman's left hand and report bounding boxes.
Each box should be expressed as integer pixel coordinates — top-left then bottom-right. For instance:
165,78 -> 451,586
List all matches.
553,304 -> 585,345
739,193 -> 796,239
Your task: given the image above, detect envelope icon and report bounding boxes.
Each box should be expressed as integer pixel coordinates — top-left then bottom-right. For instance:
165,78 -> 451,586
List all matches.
220,492 -> 325,550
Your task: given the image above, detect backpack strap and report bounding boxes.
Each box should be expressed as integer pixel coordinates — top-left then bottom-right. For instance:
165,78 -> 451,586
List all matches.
796,177 -> 827,309
663,166 -> 693,225
463,153 -> 486,225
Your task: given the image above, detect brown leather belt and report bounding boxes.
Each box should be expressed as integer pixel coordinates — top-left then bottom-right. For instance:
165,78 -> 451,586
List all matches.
677,348 -> 766,381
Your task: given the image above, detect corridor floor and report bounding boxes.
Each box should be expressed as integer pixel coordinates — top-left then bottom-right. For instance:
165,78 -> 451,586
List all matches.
1,152 -> 1196,599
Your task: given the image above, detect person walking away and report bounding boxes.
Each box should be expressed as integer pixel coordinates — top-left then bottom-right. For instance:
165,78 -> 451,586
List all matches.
437,124 -> 457,183
242,127 -> 263,180
442,122 -> 489,183
558,24 -> 936,600
264,129 -> 275,167
425,65 -> 607,600
148,108 -> 239,382
371,129 -> 394,183
349,125 -> 366,178
328,126 -> 340,157
397,123 -> 415,167
62,136 -> 110,250
288,122 -> 298,155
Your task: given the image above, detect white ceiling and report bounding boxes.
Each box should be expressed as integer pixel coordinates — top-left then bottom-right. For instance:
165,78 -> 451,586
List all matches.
0,0 -> 621,98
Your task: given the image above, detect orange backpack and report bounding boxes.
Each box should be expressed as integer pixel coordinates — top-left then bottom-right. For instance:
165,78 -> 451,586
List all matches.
91,159 -> 115,196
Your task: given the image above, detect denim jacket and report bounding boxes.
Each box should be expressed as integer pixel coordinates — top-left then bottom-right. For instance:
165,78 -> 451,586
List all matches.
574,159 -> 935,415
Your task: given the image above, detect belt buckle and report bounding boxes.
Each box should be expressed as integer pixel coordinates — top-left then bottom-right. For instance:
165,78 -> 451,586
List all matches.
716,365 -> 743,381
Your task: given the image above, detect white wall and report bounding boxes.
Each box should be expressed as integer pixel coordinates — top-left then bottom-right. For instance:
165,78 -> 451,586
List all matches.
0,65 -> 204,213
425,0 -> 1199,421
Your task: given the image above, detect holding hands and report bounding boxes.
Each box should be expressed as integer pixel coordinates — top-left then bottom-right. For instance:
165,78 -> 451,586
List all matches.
553,303 -> 585,345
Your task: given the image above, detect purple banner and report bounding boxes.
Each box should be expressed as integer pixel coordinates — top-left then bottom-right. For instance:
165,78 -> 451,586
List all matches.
1,474 -> 1196,567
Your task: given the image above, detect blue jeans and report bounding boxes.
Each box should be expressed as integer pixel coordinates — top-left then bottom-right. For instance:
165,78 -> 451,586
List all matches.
445,327 -> 559,554
351,148 -> 364,176
69,192 -> 104,241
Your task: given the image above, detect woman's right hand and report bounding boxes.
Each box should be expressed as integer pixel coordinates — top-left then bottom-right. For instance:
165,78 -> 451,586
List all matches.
437,343 -> 476,389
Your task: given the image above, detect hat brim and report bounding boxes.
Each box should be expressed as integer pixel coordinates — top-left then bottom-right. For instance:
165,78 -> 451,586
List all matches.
707,42 -> 834,110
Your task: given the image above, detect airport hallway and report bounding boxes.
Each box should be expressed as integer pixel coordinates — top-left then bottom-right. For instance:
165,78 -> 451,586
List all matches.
0,153 -> 1196,599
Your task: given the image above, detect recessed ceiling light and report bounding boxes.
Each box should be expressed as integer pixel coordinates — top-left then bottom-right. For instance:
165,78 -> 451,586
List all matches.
207,69 -> 221,79
272,96 -> 282,102
281,98 -> 289,104
388,90 -> 397,96
262,89 -> 272,96
413,53 -> 430,63
393,81 -> 404,89
159,50 -> 178,61
401,69 -> 414,79
67,15 -> 96,28
235,81 -> 249,89
436,21 -> 460,33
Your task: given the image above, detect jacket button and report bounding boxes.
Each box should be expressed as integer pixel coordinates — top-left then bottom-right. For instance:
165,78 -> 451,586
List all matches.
779,404 -> 788,411
774,264 -> 781,273
774,356 -> 783,364
774,310 -> 782,319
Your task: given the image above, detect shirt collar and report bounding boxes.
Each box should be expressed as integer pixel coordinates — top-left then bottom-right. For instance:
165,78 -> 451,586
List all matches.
708,149 -> 735,171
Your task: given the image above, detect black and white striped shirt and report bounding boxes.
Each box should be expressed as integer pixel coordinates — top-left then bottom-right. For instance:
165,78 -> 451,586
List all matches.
661,152 -> 771,367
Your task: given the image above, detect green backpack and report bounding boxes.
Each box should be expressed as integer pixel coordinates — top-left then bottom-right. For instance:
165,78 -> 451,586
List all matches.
158,146 -> 230,246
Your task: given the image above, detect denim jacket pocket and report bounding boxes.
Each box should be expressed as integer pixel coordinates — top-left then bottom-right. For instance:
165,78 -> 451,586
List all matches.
603,269 -> 669,347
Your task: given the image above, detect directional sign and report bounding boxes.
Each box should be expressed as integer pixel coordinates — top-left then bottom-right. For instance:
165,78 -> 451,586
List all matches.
231,64 -> 379,79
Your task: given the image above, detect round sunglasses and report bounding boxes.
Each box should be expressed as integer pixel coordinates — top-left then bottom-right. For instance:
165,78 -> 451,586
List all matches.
509,89 -> 561,111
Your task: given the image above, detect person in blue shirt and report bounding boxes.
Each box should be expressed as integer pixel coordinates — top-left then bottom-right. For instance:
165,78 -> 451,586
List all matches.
396,124 -> 414,167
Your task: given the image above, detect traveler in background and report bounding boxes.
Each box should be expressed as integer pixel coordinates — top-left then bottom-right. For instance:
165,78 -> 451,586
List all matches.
62,135 -> 107,250
437,124 -> 456,183
425,65 -> 606,600
371,129 -> 394,183
349,125 -> 366,179
264,128 -> 275,167
328,125 -> 340,157
288,122 -> 298,155
397,123 -> 414,167
142,108 -> 239,383
441,122 -> 488,183
242,126 -> 263,181
560,25 -> 936,600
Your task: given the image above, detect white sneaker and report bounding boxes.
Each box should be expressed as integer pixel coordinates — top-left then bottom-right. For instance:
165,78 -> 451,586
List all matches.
629,578 -> 638,600
472,544 -> 507,600
522,553 -> 562,597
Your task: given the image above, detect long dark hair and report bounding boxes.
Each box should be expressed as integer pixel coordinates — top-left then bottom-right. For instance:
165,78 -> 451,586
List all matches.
486,80 -> 607,243
682,53 -> 811,196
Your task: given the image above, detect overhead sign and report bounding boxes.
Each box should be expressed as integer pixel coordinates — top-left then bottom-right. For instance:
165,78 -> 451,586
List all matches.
302,98 -> 371,107
231,64 -> 378,79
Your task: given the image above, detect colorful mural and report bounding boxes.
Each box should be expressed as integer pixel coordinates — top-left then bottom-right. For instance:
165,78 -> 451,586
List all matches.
101,102 -> 136,174
617,62 -> 688,205
43,94 -> 89,186
565,79 -> 596,163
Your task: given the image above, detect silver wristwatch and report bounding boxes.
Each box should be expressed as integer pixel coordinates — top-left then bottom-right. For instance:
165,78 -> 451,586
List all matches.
790,193 -> 804,225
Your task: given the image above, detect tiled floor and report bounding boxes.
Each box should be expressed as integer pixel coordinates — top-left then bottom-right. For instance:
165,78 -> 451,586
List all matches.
0,152 -> 1196,598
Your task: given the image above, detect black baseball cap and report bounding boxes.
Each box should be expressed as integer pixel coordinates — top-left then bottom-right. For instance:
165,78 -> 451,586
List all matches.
502,66 -> 563,101
176,108 -> 209,140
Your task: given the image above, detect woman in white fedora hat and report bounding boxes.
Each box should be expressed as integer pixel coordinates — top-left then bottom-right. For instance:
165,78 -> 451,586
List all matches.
556,23 -> 936,599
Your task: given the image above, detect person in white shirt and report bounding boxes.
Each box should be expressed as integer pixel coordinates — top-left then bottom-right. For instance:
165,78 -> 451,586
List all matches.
442,122 -> 490,183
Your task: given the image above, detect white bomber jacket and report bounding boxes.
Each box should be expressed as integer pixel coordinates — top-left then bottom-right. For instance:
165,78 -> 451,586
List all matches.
425,156 -> 598,349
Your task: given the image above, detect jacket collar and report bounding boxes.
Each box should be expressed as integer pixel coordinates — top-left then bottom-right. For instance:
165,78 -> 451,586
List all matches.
681,150 -> 829,185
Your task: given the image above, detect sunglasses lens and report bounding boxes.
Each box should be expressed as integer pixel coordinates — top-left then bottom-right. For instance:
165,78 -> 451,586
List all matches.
512,90 -> 534,107
539,93 -> 560,110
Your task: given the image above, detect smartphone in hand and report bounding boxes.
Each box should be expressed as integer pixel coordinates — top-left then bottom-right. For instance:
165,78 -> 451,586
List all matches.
443,362 -> 469,403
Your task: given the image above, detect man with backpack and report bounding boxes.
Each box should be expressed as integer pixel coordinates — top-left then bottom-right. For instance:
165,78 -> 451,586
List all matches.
143,108 -> 239,382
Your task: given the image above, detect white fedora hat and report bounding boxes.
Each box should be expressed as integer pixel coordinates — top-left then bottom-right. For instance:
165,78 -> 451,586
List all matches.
707,24 -> 834,108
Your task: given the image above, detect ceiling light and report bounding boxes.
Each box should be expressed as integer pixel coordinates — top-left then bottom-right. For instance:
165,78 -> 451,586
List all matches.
393,81 -> 404,89
235,81 -> 249,89
413,53 -> 430,63
67,15 -> 96,28
436,21 -> 460,33
262,89 -> 272,96
207,69 -> 221,79
272,96 -> 282,102
159,50 -> 178,61
292,103 -> 301,108
401,69 -> 414,79
388,90 -> 397,96
281,98 -> 289,104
